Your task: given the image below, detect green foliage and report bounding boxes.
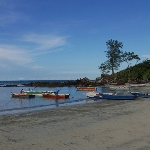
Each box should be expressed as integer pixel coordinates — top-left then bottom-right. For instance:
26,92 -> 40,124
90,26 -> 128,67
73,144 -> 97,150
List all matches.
99,39 -> 123,76
121,51 -> 140,67
116,59 -> 150,81
99,39 -> 140,81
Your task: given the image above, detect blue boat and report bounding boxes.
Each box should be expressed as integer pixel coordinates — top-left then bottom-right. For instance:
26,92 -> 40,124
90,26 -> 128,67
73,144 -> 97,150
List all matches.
131,92 -> 150,98
95,91 -> 136,100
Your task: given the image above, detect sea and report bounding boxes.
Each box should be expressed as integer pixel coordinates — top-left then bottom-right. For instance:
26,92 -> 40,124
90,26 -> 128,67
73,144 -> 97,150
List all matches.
0,80 -> 109,116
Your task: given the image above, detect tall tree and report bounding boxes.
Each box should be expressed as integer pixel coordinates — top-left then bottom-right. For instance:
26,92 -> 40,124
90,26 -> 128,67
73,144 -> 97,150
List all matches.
99,39 -> 123,78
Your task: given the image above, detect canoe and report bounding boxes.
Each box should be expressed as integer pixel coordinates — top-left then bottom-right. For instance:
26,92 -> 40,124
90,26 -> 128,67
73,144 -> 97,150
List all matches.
42,93 -> 70,99
77,87 -> 97,91
11,92 -> 35,98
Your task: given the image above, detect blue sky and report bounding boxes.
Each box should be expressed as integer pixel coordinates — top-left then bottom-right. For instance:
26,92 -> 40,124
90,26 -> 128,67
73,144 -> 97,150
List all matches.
0,0 -> 150,80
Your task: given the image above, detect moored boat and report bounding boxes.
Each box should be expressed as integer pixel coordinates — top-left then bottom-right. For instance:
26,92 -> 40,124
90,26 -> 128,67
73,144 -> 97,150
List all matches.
90,91 -> 136,100
86,91 -> 113,98
109,85 -> 129,91
23,90 -> 53,96
42,93 -> 70,99
130,92 -> 150,98
130,84 -> 146,87
86,92 -> 101,98
11,92 -> 35,98
77,87 -> 97,91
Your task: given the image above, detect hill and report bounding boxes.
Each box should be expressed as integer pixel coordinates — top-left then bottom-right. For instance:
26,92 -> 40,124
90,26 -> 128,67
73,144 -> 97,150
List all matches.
97,59 -> 150,85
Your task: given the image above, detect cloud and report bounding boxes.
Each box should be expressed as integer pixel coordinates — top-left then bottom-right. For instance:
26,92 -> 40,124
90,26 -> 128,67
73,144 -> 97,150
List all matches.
142,55 -> 150,58
0,45 -> 32,65
23,34 -> 69,51
0,33 -> 70,70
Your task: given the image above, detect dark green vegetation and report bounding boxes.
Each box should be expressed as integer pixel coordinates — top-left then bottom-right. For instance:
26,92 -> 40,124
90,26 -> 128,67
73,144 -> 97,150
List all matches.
99,39 -> 140,77
116,59 -> 150,83
99,39 -> 150,84
99,39 -> 150,82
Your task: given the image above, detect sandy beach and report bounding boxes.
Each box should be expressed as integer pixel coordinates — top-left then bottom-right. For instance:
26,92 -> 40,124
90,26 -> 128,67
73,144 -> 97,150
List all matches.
1,85 -> 150,150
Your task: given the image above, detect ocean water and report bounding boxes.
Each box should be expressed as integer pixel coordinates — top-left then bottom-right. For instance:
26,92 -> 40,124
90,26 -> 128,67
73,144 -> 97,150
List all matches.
0,80 -> 109,116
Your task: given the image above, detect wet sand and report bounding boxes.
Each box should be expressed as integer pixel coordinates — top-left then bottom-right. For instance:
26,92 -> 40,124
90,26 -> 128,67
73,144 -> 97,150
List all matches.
1,85 -> 150,150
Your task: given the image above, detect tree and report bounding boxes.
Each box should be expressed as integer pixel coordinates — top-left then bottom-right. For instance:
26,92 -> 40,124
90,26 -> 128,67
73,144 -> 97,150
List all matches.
99,39 -> 141,77
121,52 -> 140,68
99,39 -> 123,78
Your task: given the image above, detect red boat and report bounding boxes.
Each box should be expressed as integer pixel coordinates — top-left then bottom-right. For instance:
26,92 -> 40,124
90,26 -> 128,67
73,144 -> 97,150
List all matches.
42,93 -> 70,99
11,92 -> 35,98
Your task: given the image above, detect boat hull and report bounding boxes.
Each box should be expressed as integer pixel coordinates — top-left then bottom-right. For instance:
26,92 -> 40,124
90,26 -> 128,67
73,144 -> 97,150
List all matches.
42,93 -> 70,99
77,87 -> 97,91
23,91 -> 53,96
100,93 -> 135,100
131,92 -> 150,98
11,93 -> 35,98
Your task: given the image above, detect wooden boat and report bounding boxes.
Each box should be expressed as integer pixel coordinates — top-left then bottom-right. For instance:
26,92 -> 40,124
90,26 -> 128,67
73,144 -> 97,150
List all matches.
23,90 -> 53,96
131,92 -> 150,98
86,92 -> 113,98
109,85 -> 129,91
77,87 -> 97,91
11,92 -> 35,98
92,91 -> 135,100
129,84 -> 146,87
86,92 -> 101,98
42,93 -> 70,99
100,94 -> 135,100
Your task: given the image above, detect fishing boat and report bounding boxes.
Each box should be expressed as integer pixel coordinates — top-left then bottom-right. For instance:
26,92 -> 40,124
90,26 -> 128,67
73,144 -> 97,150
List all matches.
11,92 -> 35,98
131,92 -> 150,98
77,87 -> 97,91
23,90 -> 53,96
92,91 -> 135,100
42,93 -> 70,99
86,91 -> 113,98
86,92 -> 101,98
129,84 -> 146,87
109,85 -> 129,91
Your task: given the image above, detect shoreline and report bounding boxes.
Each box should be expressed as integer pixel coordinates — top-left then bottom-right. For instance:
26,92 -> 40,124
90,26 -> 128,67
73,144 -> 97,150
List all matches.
0,98 -> 150,150
1,86 -> 150,150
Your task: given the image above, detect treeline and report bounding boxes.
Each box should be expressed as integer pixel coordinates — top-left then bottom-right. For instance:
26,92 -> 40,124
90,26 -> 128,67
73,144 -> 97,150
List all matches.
116,59 -> 150,83
98,59 -> 150,85
98,39 -> 150,84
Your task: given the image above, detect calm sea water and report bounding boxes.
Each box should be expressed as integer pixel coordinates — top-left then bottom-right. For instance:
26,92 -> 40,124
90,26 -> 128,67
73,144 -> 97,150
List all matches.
0,80 -> 109,116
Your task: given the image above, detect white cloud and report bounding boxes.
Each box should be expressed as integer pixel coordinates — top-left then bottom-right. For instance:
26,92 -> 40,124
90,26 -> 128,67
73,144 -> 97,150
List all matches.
0,45 -> 32,65
142,55 -> 150,58
23,34 -> 68,51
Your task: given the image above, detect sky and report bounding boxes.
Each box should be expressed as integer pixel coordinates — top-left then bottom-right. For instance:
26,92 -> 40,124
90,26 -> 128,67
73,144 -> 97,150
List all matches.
0,0 -> 150,80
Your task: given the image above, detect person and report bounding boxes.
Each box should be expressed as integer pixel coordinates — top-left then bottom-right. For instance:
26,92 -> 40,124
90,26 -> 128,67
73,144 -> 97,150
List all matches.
20,89 -> 23,94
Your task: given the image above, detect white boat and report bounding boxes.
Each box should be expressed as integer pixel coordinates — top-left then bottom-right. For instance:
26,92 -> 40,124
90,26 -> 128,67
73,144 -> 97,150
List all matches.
129,84 -> 146,87
86,91 -> 113,98
86,92 -> 100,98
109,85 -> 129,91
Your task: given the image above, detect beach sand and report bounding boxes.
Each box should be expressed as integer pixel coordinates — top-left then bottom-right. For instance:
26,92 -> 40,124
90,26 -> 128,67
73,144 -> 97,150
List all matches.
1,85 -> 150,150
